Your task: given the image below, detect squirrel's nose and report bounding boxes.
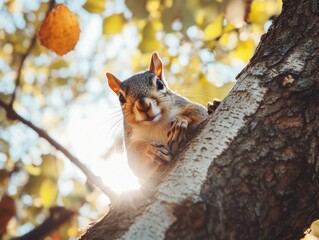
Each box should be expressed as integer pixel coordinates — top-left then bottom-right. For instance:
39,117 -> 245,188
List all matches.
136,98 -> 151,112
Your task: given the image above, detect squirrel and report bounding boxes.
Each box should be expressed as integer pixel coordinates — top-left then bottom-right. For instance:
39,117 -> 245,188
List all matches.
106,52 -> 220,179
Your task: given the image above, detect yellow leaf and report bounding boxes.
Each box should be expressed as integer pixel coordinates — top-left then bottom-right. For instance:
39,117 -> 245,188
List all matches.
72,181 -> 89,197
23,176 -> 45,195
67,225 -> 78,237
38,4 -> 80,56
219,32 -> 238,50
204,13 -> 224,41
61,196 -> 82,210
152,19 -> 163,31
146,0 -> 160,12
248,0 -> 281,24
50,59 -> 69,69
103,14 -> 126,35
223,22 -> 236,32
195,9 -> 205,26
164,0 -> 173,8
138,21 -> 161,53
230,39 -> 255,63
83,0 -> 105,14
25,164 -> 41,176
251,23 -> 264,34
41,154 -> 64,179
61,180 -> 89,209
40,178 -> 58,208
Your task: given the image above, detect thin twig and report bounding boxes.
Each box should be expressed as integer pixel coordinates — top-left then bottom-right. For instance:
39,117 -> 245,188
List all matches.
3,0 -> 118,203
0,98 -> 118,203
9,35 -> 36,107
9,0 -> 56,107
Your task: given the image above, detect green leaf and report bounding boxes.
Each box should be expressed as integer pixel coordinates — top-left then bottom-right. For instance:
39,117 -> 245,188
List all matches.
103,14 -> 126,35
40,178 -> 58,207
83,0 -> 105,14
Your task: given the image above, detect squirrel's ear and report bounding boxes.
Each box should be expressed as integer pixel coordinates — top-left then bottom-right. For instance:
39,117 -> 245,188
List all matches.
149,52 -> 163,79
106,72 -> 121,94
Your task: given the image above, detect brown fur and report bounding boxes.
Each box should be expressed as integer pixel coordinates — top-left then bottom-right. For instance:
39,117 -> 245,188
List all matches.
106,52 -> 209,179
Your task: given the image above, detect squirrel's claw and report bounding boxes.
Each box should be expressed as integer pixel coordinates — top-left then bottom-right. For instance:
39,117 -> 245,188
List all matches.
207,99 -> 221,114
147,144 -> 172,165
167,117 -> 188,153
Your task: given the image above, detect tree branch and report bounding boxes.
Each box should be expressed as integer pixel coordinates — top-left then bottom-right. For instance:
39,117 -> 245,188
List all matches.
0,98 -> 118,203
9,34 -> 36,107
9,0 -> 56,107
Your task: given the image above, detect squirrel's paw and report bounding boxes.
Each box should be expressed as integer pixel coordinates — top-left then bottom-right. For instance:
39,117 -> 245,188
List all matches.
207,99 -> 221,114
147,144 -> 172,165
167,117 -> 188,153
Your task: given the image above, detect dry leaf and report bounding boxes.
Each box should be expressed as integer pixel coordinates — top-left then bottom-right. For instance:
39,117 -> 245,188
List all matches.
38,4 -> 80,56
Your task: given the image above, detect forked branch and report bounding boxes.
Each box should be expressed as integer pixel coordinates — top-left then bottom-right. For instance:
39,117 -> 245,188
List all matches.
0,98 -> 118,203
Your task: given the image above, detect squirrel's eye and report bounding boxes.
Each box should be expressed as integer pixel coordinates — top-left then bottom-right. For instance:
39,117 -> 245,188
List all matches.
119,93 -> 126,104
156,78 -> 164,90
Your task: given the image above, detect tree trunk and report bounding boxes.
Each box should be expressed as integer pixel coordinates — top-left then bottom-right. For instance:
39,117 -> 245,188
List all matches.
80,0 -> 319,239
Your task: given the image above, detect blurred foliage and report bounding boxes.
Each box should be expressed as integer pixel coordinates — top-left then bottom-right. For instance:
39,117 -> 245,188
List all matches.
103,13 -> 126,35
0,0 -> 282,239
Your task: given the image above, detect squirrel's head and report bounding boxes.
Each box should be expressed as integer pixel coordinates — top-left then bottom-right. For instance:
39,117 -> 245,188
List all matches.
106,52 -> 172,125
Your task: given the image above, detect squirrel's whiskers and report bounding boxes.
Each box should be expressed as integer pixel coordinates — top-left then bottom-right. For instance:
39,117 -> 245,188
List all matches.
106,52 -> 219,180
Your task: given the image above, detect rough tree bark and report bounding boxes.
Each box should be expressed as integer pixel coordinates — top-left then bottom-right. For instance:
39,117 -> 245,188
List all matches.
80,0 -> 319,239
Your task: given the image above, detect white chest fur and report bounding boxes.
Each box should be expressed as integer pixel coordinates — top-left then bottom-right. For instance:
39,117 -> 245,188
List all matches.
130,107 -> 179,146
